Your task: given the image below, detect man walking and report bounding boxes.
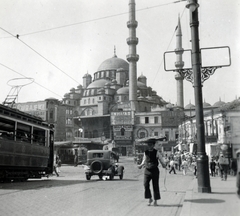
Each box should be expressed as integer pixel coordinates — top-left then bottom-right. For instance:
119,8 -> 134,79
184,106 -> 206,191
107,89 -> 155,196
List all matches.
138,137 -> 166,206
169,159 -> 176,174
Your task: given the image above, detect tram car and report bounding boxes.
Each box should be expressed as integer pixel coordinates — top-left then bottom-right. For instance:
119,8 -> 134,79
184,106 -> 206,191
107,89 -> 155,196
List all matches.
0,104 -> 54,182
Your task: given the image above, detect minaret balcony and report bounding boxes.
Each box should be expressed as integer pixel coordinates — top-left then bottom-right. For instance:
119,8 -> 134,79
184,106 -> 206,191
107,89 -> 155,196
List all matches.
126,54 -> 139,62
174,48 -> 184,54
127,20 -> 138,28
126,37 -> 139,45
175,61 -> 184,68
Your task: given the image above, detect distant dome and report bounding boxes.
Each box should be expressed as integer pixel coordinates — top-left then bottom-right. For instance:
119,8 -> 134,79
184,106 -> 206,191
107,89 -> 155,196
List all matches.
213,99 -> 226,107
137,81 -> 148,89
116,87 -> 129,95
203,101 -> 211,108
116,82 -> 148,95
87,79 -> 111,89
185,103 -> 195,109
77,85 -> 82,89
111,79 -> 117,84
138,74 -> 146,79
83,73 -> 91,78
98,55 -> 129,71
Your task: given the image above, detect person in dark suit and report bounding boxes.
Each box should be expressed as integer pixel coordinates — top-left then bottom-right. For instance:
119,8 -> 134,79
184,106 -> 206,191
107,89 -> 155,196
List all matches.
138,137 -> 166,206
236,149 -> 240,198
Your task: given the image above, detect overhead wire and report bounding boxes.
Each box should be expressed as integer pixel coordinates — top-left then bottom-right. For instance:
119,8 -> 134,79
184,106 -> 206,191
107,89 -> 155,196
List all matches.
0,62 -> 63,99
151,6 -> 186,87
0,0 -> 186,38
0,0 -> 187,100
0,26 -> 80,86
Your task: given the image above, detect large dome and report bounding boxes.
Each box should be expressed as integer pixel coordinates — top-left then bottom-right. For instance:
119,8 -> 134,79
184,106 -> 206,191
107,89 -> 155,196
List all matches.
98,55 -> 129,71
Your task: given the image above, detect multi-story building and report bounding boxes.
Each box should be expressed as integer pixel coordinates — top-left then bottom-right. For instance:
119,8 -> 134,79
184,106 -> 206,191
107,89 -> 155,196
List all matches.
178,98 -> 240,159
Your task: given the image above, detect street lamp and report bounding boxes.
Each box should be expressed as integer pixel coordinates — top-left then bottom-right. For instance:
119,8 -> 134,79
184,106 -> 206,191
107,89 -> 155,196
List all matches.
186,0 -> 211,193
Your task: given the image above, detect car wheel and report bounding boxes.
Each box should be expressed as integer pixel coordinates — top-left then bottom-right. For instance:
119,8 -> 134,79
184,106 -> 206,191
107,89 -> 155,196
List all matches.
117,166 -> 124,180
119,173 -> 123,180
86,174 -> 91,180
109,173 -> 114,180
91,160 -> 103,174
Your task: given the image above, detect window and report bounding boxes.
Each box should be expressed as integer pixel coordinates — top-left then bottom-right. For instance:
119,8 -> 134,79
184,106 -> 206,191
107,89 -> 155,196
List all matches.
165,131 -> 169,141
121,127 -> 125,136
154,117 -> 158,123
154,132 -> 158,136
145,117 -> 149,124
50,110 -> 54,119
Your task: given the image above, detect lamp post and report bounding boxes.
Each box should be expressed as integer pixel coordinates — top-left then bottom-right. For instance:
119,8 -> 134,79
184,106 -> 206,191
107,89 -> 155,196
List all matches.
186,0 -> 211,193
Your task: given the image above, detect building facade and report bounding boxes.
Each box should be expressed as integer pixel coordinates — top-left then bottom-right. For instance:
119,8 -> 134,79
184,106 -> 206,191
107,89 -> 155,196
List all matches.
178,98 -> 240,159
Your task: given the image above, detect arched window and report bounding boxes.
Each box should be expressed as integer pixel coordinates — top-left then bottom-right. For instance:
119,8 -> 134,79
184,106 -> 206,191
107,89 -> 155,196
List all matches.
121,127 -> 125,136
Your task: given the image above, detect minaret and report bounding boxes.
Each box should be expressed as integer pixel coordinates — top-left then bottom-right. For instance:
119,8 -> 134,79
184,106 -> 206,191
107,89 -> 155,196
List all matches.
175,16 -> 184,109
127,0 -> 139,112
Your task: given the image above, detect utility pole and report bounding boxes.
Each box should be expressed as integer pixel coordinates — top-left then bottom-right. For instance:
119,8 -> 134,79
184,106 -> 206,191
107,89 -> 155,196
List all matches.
186,0 -> 211,193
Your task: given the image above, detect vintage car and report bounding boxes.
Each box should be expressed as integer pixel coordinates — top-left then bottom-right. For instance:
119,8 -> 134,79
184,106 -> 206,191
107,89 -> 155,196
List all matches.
84,150 -> 124,180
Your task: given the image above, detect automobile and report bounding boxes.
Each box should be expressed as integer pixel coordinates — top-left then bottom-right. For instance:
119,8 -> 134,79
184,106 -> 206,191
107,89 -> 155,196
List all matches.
84,150 -> 124,180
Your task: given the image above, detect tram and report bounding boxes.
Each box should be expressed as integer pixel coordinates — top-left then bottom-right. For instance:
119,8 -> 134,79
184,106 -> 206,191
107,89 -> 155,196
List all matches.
0,104 -> 54,182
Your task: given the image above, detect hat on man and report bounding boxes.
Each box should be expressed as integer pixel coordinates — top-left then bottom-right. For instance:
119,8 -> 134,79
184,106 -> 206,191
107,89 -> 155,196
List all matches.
138,136 -> 166,144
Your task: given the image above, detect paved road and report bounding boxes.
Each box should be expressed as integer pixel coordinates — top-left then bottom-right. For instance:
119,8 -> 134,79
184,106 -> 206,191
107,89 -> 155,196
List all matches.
0,157 -> 194,216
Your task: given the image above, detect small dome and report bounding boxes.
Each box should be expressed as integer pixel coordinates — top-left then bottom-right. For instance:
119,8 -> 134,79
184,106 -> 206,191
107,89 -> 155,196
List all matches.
137,81 -> 148,89
98,56 -> 129,71
116,87 -> 129,95
203,101 -> 211,108
83,73 -> 91,78
166,103 -> 174,109
138,74 -> 146,79
77,85 -> 82,89
87,79 -> 111,89
64,94 -> 70,98
111,79 -> 117,84
213,99 -> 226,107
185,103 -> 195,109
70,88 -> 75,92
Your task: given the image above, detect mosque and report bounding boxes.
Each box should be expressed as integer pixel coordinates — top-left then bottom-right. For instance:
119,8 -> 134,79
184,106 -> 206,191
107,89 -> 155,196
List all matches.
14,0 -> 240,159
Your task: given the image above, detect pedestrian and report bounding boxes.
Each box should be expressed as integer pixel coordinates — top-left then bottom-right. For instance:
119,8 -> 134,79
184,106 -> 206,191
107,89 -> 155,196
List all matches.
54,155 -> 60,177
169,159 -> 176,174
236,149 -> 240,198
178,155 -> 182,171
219,153 -> 229,181
181,159 -> 188,175
138,137 -> 166,206
210,158 -> 216,177
191,159 -> 197,177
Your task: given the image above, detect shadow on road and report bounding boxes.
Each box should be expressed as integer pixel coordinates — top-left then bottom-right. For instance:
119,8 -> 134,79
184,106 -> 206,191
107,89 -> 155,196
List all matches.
184,198 -> 225,203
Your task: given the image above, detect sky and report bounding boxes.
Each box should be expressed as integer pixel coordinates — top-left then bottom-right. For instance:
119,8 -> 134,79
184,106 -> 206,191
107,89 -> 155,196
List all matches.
0,0 -> 239,107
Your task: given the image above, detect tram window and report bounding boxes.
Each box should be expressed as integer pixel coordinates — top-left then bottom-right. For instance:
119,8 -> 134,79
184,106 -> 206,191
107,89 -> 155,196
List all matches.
16,123 -> 31,143
0,117 -> 15,139
33,127 -> 46,146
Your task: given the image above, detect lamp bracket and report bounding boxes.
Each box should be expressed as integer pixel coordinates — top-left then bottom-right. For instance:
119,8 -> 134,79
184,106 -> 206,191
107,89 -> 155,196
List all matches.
177,66 -> 222,84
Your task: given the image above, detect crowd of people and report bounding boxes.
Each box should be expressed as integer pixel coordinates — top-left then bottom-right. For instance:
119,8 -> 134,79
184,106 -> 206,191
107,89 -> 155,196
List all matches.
163,150 -> 237,180
163,151 -> 197,177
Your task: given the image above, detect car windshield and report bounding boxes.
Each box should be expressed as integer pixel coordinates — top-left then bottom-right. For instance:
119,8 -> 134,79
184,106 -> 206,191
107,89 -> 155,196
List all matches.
92,153 -> 104,158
